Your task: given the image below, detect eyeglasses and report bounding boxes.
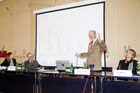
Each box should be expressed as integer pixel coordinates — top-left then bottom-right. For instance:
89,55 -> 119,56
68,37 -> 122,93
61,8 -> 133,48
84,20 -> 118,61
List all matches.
28,56 -> 33,58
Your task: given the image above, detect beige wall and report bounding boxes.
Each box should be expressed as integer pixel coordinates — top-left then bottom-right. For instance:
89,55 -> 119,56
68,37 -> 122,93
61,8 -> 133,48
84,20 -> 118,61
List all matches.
0,0 -> 140,69
105,0 -> 140,68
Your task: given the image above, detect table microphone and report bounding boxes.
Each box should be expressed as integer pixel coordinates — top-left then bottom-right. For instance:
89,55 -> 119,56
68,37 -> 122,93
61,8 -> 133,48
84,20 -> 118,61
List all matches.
76,57 -> 79,69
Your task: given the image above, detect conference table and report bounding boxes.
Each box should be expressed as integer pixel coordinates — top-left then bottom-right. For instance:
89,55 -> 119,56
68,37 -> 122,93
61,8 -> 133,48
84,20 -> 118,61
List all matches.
0,70 -> 37,93
37,70 -> 140,93
0,69 -> 140,93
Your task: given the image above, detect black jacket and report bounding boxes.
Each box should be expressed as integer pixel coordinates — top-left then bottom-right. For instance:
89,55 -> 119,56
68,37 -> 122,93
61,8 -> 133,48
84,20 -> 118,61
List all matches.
117,59 -> 138,75
1,58 -> 17,66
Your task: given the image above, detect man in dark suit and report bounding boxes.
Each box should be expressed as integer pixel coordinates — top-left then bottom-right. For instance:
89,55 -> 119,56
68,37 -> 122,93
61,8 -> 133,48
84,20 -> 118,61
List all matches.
24,53 -> 40,72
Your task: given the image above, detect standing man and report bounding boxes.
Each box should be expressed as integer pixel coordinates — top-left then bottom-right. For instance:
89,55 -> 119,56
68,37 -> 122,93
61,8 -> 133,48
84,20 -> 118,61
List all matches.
75,30 -> 107,70
24,53 -> 40,71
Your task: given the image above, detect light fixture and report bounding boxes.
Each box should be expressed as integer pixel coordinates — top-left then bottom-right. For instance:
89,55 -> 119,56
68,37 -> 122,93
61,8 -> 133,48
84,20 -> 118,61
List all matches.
0,0 -> 4,1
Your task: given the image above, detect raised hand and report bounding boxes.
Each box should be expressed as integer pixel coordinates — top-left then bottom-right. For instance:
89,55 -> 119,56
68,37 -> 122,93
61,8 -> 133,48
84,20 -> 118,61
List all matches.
75,53 -> 81,57
97,33 -> 101,41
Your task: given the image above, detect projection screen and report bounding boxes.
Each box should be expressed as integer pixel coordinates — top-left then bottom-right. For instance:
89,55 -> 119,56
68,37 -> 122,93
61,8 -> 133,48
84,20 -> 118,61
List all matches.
34,0 -> 105,67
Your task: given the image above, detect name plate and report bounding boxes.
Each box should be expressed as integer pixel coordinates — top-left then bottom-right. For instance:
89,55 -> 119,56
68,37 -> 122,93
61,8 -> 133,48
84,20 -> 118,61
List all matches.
113,70 -> 132,77
0,66 -> 7,70
8,66 -> 16,71
74,69 -> 90,75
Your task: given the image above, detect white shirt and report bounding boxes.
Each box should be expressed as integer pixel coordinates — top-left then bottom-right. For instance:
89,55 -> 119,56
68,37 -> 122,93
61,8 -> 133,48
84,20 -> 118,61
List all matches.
10,60 -> 14,66
91,38 -> 97,45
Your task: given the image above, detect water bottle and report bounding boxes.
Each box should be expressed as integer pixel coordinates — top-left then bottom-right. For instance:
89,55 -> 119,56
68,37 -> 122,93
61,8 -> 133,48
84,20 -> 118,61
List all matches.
70,63 -> 74,73
21,62 -> 25,71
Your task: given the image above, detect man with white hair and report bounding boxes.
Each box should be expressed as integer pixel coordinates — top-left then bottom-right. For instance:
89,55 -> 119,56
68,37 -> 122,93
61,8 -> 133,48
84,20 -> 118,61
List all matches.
75,30 -> 107,70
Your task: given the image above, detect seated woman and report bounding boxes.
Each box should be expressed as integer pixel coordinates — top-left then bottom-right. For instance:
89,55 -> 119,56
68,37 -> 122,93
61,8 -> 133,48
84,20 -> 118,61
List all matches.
1,52 -> 17,66
117,49 -> 138,75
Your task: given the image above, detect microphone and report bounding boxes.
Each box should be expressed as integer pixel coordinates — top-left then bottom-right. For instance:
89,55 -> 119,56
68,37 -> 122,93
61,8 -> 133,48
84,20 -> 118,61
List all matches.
76,57 -> 79,69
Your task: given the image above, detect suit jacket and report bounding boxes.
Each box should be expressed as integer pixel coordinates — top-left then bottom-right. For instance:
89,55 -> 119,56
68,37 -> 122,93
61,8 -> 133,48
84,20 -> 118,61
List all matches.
117,59 -> 138,75
24,60 -> 40,71
80,40 -> 107,70
1,58 -> 17,66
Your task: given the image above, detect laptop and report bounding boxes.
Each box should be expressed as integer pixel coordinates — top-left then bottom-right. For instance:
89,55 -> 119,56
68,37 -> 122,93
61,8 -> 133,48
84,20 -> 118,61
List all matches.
56,60 -> 70,72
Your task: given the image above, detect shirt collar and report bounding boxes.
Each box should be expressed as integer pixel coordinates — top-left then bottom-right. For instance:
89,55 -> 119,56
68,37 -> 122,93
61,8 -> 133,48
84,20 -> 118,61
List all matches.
29,60 -> 33,63
91,38 -> 97,43
94,38 -> 97,43
125,59 -> 133,63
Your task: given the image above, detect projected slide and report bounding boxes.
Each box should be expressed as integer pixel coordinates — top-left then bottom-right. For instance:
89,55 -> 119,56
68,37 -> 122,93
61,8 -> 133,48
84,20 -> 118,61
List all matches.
34,0 -> 105,66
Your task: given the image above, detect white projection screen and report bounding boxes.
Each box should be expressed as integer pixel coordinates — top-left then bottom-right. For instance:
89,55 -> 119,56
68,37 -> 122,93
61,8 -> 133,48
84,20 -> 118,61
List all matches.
34,0 -> 106,67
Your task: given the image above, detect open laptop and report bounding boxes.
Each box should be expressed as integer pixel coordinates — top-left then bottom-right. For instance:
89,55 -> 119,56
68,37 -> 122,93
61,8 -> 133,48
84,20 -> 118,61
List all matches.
56,60 -> 70,72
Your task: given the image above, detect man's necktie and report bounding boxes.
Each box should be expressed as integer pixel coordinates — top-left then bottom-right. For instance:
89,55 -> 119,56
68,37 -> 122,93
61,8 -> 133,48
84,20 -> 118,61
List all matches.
31,61 -> 34,67
90,41 -> 93,51
30,61 -> 34,72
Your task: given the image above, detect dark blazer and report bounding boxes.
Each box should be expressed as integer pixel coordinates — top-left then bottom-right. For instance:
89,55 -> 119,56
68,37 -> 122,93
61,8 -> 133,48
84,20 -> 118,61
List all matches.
24,60 -> 40,71
117,59 -> 138,75
1,58 -> 17,66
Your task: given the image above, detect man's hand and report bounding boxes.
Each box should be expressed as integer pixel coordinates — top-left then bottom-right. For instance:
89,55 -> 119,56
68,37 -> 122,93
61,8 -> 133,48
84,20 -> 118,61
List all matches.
97,33 -> 101,42
75,53 -> 81,57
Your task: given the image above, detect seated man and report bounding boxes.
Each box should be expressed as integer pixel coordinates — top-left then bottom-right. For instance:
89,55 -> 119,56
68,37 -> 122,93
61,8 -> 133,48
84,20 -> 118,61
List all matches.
117,49 -> 138,75
24,53 -> 40,71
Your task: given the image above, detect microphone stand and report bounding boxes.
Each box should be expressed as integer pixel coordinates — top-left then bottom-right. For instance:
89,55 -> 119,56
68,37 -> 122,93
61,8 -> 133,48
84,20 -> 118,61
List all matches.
76,57 -> 79,69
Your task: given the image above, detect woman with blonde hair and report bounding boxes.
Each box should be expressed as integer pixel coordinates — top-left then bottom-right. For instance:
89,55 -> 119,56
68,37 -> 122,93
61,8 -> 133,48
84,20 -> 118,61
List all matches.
117,49 -> 138,75
1,52 -> 17,66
